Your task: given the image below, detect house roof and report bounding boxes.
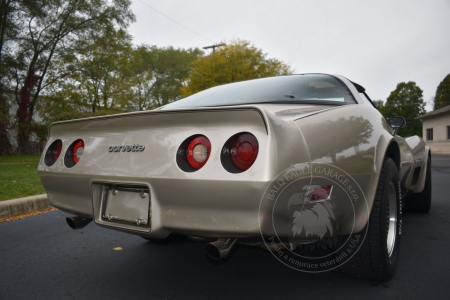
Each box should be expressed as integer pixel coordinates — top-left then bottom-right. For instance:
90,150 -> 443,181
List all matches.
416,105 -> 450,120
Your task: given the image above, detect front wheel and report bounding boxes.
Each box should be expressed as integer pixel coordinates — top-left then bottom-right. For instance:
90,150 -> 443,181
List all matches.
340,157 -> 402,280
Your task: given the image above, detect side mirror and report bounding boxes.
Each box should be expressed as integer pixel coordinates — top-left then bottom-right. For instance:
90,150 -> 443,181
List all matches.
388,116 -> 406,135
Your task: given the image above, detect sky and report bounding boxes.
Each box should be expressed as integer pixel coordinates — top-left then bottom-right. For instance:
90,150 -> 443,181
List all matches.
128,0 -> 450,111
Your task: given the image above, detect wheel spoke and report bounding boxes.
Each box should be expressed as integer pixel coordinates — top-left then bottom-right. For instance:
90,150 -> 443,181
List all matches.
386,182 -> 397,257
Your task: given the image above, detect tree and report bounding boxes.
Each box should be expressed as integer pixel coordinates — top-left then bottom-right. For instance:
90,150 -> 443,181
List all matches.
0,94 -> 11,154
383,82 -> 425,137
127,45 -> 202,109
4,0 -> 135,153
44,42 -> 201,117
434,73 -> 450,110
181,39 -> 292,97
51,26 -> 135,113
373,100 -> 384,111
0,0 -> 21,154
0,0 -> 21,72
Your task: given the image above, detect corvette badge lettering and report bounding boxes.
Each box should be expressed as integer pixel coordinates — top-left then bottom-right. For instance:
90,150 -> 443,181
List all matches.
108,144 -> 145,153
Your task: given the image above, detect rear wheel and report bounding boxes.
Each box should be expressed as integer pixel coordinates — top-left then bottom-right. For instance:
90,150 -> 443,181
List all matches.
340,157 -> 402,280
406,155 -> 432,213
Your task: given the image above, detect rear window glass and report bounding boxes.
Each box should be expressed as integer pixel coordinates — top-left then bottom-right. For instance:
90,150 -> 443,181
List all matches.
161,74 -> 356,109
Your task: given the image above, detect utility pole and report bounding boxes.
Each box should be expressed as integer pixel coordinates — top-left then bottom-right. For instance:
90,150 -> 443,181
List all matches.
202,43 -> 225,53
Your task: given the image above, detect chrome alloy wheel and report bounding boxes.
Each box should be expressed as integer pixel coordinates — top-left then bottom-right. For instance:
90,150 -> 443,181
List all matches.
386,181 -> 398,257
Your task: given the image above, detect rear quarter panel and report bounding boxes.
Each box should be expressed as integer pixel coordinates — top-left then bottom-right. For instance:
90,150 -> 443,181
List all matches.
292,104 -> 395,234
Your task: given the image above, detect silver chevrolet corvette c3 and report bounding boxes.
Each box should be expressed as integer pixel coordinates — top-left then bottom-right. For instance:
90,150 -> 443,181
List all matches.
38,74 -> 431,280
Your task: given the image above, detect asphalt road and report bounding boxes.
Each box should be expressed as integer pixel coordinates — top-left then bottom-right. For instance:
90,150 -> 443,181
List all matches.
1,155 -> 449,300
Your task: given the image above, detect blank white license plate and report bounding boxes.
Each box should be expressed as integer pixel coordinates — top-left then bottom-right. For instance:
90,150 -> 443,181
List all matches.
101,185 -> 150,227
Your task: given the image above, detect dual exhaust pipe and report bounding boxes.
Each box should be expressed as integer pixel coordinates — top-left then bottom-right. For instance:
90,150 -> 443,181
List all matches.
66,216 -> 92,230
205,238 -> 238,260
66,216 -> 237,260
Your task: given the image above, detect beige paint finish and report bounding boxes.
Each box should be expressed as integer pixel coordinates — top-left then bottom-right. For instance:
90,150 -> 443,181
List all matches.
39,106 -> 309,238
293,104 -> 429,234
38,96 -> 429,241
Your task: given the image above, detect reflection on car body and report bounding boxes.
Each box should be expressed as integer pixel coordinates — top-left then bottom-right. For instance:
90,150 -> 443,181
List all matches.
38,74 -> 432,280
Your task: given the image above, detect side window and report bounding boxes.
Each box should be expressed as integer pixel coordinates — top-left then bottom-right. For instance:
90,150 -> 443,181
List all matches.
426,128 -> 433,141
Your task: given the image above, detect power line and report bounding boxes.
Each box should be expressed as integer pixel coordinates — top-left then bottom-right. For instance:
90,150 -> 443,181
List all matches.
137,0 -> 215,43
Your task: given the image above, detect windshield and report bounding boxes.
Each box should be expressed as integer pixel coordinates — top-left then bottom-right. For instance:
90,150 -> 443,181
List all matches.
161,74 -> 356,109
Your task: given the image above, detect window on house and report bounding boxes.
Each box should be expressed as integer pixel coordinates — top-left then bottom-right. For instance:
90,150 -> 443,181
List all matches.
426,128 -> 433,141
447,126 -> 450,140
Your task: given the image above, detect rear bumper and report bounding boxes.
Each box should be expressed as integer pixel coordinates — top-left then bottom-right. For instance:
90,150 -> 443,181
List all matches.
40,169 -> 372,240
40,173 -> 269,238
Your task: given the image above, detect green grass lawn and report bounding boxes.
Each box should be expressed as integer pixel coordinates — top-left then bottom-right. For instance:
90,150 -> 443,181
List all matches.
0,155 -> 40,163
0,156 -> 45,201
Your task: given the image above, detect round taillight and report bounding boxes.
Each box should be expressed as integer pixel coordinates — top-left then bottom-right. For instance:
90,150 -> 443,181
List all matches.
44,139 -> 63,166
64,139 -> 85,168
230,133 -> 259,170
186,136 -> 211,170
52,141 -> 62,162
73,140 -> 84,164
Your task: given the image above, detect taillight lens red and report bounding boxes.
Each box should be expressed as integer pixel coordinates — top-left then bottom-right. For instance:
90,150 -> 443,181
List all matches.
52,140 -> 62,162
230,133 -> 259,171
72,140 -> 84,164
310,186 -> 333,201
186,136 -> 211,170
64,139 -> 85,168
44,139 -> 63,166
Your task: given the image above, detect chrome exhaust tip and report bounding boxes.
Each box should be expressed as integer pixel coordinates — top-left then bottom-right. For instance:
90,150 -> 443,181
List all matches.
66,216 -> 92,230
205,238 -> 238,260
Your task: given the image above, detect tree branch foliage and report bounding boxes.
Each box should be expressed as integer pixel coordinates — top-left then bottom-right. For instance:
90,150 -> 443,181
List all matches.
380,81 -> 426,137
2,1 -> 442,154
181,39 -> 292,97
434,73 -> 450,110
1,0 -> 135,153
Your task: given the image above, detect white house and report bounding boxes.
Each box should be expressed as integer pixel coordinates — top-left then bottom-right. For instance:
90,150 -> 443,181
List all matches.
417,105 -> 450,155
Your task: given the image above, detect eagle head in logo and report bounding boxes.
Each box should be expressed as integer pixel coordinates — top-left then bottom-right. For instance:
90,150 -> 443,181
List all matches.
287,185 -> 339,246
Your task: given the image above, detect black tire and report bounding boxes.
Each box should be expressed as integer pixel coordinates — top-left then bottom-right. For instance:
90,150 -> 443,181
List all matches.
340,157 -> 402,280
406,155 -> 432,213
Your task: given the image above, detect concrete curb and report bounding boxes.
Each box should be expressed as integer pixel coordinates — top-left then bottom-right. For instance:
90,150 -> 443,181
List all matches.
0,194 -> 50,219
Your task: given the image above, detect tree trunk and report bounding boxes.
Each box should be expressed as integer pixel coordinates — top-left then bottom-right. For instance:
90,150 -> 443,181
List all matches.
0,129 -> 12,154
0,0 -> 14,154
0,94 -> 12,155
16,68 -> 40,153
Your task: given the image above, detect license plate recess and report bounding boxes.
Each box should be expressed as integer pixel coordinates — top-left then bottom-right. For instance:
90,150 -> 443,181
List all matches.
100,185 -> 150,228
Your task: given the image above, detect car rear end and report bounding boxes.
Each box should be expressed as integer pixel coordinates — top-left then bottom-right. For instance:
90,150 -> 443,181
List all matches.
38,106 -> 308,239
